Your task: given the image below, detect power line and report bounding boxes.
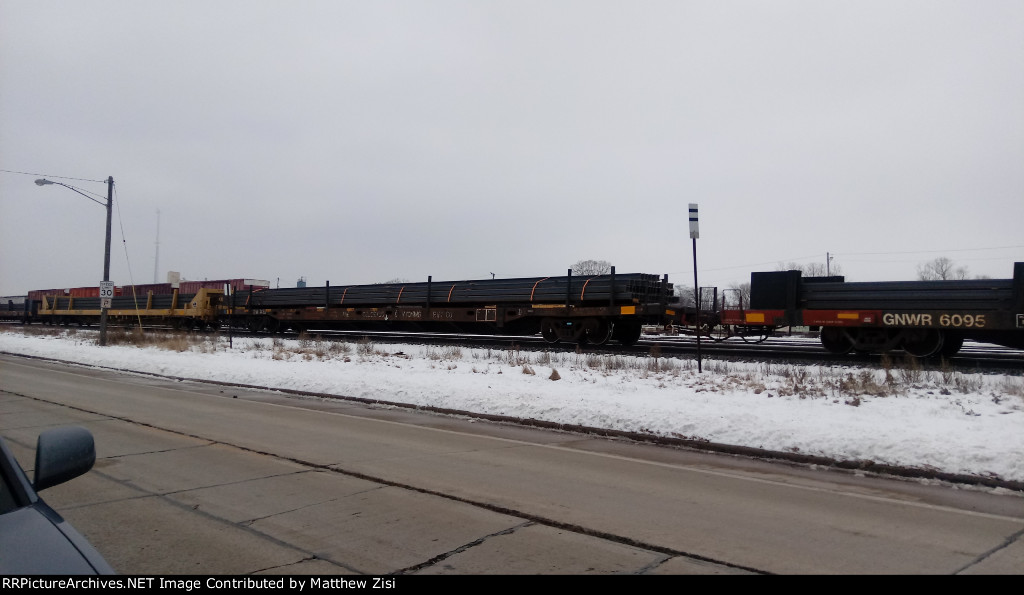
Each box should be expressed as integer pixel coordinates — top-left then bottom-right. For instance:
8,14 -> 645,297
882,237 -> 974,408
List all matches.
0,168 -> 108,184
688,245 -> 1023,276
833,245 -> 1024,257
680,254 -> 825,276
2,169 -> 111,203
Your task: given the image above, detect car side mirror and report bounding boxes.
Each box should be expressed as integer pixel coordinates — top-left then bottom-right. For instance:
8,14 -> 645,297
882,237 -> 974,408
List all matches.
33,426 -> 96,492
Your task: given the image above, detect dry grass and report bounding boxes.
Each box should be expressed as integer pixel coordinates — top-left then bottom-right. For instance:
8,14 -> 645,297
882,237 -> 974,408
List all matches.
103,328 -> 215,352
4,325 -> 1020,403
427,345 -> 463,361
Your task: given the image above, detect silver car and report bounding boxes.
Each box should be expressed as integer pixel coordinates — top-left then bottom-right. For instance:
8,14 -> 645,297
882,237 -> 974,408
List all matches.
0,426 -> 114,574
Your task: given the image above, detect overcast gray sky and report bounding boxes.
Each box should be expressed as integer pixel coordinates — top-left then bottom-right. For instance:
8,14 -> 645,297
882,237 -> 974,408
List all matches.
2,0 -> 1022,297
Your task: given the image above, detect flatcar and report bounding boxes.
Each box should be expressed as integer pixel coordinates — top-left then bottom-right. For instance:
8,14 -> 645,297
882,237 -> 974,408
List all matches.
0,296 -> 28,323
18,279 -> 270,330
716,262 -> 1024,357
35,288 -> 226,330
229,269 -> 681,346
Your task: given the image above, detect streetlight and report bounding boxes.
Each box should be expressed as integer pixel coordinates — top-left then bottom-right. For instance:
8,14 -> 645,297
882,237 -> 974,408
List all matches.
35,176 -> 114,346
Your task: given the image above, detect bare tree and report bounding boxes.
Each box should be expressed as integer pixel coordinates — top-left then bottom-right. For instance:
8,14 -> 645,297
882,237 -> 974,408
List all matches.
571,259 -> 612,275
801,262 -> 828,277
672,285 -> 696,307
917,257 -> 968,281
726,282 -> 751,309
778,261 -> 842,277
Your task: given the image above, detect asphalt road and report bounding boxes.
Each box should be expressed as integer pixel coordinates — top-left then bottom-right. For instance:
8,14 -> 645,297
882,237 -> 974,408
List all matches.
1,353 -> 1022,575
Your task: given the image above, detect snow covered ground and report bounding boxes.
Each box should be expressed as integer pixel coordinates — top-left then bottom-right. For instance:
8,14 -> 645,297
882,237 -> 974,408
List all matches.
1,327 -> 1022,485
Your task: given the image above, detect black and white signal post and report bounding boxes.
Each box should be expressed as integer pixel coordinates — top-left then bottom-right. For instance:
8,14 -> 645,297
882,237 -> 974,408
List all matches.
689,203 -> 702,372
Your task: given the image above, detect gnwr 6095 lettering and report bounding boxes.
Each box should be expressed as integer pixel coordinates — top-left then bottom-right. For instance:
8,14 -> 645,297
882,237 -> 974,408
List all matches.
882,312 -> 986,328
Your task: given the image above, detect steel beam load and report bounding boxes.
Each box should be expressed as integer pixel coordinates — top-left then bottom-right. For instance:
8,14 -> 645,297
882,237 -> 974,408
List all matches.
798,279 -> 1016,311
45,293 -> 200,311
238,273 -> 672,309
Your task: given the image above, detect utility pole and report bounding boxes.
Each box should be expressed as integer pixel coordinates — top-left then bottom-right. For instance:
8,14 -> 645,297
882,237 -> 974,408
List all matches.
99,176 -> 113,346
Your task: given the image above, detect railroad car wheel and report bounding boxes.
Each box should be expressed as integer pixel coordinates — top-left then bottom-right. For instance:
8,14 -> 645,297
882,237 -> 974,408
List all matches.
901,329 -> 944,358
612,320 -> 643,347
707,324 -> 733,342
738,325 -> 770,344
938,333 -> 964,358
540,319 -> 560,344
819,327 -> 853,354
582,319 -> 612,345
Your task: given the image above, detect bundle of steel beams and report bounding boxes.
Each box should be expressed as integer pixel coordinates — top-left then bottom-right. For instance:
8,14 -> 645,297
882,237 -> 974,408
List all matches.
45,294 -> 198,311
238,273 -> 671,308
798,279 -> 1015,311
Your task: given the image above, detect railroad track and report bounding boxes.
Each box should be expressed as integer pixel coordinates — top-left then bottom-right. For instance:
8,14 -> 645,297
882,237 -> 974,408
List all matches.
258,328 -> 1024,372
7,322 -> 1022,371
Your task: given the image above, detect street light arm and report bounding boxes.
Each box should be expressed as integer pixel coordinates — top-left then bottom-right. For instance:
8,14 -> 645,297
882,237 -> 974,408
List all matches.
35,179 -> 108,207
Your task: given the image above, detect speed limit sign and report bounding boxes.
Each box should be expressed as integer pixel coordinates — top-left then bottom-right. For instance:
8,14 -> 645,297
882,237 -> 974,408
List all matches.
100,281 -> 114,308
